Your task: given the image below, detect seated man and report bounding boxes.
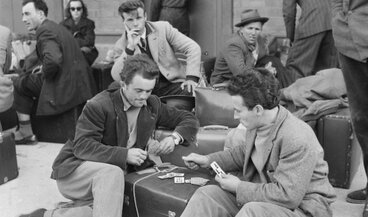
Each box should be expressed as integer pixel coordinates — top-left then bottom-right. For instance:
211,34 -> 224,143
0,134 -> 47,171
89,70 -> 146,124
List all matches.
210,9 -> 299,88
111,0 -> 201,97
13,0 -> 96,144
20,54 -> 199,217
182,69 -> 336,217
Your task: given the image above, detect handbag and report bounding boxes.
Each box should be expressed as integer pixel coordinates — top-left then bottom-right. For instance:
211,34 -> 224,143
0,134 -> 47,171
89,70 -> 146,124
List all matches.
194,87 -> 239,128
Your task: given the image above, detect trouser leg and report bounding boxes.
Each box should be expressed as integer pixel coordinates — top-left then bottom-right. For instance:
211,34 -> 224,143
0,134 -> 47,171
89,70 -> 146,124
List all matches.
180,185 -> 239,217
45,161 -> 125,217
338,53 -> 368,187
13,73 -> 42,115
236,202 -> 306,217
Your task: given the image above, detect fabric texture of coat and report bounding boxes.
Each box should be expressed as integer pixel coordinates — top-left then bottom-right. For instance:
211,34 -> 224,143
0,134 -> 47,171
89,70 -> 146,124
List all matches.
208,106 -> 336,217
331,0 -> 368,62
51,88 -> 199,180
210,31 -> 268,85
33,19 -> 96,115
111,21 -> 201,82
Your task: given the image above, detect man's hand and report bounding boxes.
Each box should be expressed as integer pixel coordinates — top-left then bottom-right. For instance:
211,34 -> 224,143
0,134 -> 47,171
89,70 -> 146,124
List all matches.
182,153 -> 210,170
125,24 -> 141,50
127,148 -> 147,166
181,80 -> 198,93
154,136 -> 175,155
215,173 -> 241,193
80,46 -> 92,53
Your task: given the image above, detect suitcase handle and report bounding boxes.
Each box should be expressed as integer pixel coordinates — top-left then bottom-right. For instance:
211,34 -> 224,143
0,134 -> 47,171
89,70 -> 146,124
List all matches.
203,125 -> 229,130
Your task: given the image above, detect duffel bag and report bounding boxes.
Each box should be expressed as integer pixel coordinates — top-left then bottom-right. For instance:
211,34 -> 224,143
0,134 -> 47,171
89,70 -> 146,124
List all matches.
195,87 -> 239,128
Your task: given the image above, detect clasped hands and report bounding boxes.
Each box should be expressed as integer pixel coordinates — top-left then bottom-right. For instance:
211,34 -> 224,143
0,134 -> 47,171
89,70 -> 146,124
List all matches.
127,137 -> 176,166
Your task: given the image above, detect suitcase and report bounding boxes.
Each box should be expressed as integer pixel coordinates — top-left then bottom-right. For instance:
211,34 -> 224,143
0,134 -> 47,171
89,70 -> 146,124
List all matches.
317,108 -> 353,188
195,87 -> 240,128
123,166 -> 214,217
154,126 -> 230,167
0,131 -> 18,185
91,62 -> 114,93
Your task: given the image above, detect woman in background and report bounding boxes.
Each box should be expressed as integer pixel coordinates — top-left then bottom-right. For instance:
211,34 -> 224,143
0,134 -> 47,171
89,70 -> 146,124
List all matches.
61,0 -> 98,65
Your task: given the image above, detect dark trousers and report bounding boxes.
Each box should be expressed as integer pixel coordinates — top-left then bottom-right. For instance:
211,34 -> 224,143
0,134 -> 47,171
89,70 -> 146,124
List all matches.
13,73 -> 43,115
151,73 -> 191,97
338,53 -> 368,188
286,30 -> 339,77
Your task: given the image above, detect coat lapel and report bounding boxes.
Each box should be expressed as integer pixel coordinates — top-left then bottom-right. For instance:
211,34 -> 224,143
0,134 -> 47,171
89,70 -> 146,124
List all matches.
147,23 -> 159,63
110,90 -> 129,147
136,105 -> 157,150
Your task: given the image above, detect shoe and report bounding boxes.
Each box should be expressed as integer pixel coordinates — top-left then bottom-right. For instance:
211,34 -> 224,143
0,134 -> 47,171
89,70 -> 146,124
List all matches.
15,134 -> 38,145
19,208 -> 46,217
346,188 -> 366,204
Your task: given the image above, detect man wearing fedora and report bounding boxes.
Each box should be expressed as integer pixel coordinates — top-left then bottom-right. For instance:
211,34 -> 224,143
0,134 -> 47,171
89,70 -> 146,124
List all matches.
210,9 -> 298,88
283,0 -> 338,77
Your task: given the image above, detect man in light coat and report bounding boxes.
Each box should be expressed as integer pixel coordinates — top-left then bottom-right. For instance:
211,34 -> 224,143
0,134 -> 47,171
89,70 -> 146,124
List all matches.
111,0 -> 201,97
181,69 -> 336,217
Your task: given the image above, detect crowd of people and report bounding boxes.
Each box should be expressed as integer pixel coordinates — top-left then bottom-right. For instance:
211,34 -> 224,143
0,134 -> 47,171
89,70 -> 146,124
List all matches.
0,0 -> 367,217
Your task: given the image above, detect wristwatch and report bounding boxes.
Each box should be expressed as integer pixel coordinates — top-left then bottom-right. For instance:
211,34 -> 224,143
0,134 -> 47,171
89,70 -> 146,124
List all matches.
170,132 -> 181,145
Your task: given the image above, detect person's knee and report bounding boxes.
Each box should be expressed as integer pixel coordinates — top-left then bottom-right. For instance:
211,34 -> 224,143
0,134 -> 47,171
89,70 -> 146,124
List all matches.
96,164 -> 125,186
238,202 -> 270,217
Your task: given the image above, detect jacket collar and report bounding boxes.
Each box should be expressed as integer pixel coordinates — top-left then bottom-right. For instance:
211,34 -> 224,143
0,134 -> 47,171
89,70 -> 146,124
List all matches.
244,105 -> 289,169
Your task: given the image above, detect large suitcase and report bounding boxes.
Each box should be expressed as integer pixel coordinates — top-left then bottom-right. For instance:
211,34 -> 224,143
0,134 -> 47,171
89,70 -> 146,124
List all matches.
123,166 -> 214,217
0,131 -> 18,185
91,62 -> 114,93
317,108 -> 353,188
154,126 -> 230,167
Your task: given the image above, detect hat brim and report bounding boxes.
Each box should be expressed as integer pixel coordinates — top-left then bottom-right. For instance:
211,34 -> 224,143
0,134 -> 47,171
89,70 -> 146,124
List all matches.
235,17 -> 269,27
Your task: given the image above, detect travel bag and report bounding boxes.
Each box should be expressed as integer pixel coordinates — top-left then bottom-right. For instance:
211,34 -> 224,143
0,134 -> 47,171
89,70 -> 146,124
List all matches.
194,87 -> 239,128
0,131 -> 18,185
317,108 -> 353,188
123,166 -> 214,217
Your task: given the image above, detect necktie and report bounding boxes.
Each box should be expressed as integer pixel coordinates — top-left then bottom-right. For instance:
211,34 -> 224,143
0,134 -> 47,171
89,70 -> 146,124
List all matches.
140,38 -> 146,51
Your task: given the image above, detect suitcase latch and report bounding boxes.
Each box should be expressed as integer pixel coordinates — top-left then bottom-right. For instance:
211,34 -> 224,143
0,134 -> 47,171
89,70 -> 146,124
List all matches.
168,211 -> 176,217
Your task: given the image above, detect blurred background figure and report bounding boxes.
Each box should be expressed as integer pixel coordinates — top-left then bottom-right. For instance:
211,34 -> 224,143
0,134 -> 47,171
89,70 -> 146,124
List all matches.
144,0 -> 191,36
61,0 -> 98,65
283,0 -> 338,78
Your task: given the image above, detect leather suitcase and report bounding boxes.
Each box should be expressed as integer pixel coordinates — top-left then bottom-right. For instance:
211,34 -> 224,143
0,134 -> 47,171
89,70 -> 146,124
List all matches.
154,126 -> 230,167
91,62 -> 114,93
195,87 -> 240,128
317,108 -> 353,188
0,131 -> 18,185
123,166 -> 214,217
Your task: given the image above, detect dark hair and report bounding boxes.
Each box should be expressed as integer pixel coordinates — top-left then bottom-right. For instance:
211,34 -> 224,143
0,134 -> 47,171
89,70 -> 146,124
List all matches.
22,0 -> 48,17
65,0 -> 88,19
227,68 -> 280,110
118,0 -> 145,18
120,54 -> 159,84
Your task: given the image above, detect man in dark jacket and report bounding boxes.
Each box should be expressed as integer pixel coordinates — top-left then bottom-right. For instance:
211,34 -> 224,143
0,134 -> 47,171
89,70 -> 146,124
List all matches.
20,54 -> 199,217
332,1 -> 368,216
13,0 -> 96,144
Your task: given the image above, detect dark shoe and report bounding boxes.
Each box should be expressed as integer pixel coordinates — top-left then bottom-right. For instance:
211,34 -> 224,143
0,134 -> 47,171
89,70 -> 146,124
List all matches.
19,208 -> 46,217
346,188 -> 366,204
15,134 -> 38,145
